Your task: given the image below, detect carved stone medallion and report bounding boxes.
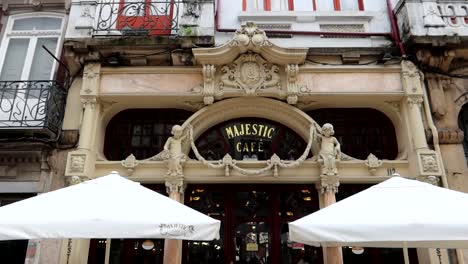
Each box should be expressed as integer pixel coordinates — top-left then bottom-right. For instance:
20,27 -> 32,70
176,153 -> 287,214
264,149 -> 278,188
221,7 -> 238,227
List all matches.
219,52 -> 280,95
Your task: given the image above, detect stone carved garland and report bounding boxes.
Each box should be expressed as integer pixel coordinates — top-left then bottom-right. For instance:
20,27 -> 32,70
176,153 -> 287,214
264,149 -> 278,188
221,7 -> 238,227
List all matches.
189,125 -> 315,177
220,52 -> 281,95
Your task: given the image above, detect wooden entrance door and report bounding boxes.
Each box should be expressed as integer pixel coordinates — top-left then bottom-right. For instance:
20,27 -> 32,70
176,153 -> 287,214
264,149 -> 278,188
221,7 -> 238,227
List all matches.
183,184 -> 323,264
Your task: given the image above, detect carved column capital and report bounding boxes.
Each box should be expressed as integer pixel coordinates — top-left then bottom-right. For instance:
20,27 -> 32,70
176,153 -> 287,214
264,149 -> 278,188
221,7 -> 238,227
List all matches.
165,176 -> 186,194
319,175 -> 340,194
406,96 -> 424,108
81,97 -> 98,109
81,62 -> 101,97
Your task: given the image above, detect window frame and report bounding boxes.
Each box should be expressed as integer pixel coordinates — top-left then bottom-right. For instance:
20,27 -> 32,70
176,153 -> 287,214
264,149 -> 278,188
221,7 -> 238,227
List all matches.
0,13 -> 65,82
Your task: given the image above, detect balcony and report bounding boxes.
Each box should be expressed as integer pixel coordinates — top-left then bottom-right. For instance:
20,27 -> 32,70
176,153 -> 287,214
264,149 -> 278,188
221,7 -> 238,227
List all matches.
0,81 -> 67,137
395,0 -> 468,44
69,0 -> 215,37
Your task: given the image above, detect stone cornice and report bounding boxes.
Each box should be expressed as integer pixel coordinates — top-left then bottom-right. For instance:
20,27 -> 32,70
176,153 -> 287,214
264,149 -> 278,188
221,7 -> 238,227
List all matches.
299,65 -> 401,73
100,67 -> 203,75
94,159 -> 410,184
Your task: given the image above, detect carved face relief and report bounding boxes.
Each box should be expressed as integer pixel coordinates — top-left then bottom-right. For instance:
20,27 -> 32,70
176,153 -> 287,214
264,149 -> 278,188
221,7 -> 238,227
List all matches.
421,154 -> 438,173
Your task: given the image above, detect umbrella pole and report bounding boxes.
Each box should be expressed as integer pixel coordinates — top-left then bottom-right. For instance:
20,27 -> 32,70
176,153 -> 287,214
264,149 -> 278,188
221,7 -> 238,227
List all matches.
403,242 -> 410,264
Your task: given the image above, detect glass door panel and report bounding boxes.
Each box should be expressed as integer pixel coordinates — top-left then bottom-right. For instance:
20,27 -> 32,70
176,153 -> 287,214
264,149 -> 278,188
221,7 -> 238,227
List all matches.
234,222 -> 270,264
185,189 -> 225,264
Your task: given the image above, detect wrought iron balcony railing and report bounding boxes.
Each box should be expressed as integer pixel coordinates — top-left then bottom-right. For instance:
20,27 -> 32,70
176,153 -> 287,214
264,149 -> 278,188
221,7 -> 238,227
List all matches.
0,81 -> 67,135
94,0 -> 213,36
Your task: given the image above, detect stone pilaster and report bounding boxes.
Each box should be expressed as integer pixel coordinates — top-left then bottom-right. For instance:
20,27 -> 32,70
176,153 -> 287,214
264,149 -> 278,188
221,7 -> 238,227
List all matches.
65,63 -> 102,182
319,175 -> 343,264
401,60 -> 428,151
163,176 -> 186,264
61,63 -> 101,264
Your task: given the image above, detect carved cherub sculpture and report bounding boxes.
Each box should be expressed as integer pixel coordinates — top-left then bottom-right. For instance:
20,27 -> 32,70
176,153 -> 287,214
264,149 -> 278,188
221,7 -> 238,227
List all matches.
164,125 -> 189,176
318,123 -> 341,176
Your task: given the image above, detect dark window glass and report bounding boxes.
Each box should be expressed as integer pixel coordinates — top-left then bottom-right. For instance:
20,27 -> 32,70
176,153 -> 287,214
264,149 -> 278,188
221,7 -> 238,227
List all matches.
185,189 -> 225,264
193,118 -> 307,161
308,108 -> 398,160
0,194 -> 34,264
458,104 -> 468,160
104,109 -> 192,160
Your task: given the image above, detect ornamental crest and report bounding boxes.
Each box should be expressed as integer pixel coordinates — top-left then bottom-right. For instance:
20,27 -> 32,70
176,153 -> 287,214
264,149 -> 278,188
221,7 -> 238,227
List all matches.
220,52 -> 280,95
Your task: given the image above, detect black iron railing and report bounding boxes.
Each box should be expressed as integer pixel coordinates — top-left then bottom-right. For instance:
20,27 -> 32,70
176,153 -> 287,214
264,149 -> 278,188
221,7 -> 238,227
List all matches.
94,0 -> 196,36
0,81 -> 67,133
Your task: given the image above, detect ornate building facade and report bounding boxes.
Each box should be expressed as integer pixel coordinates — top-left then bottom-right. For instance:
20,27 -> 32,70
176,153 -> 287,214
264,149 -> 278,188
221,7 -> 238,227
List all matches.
0,0 -> 465,263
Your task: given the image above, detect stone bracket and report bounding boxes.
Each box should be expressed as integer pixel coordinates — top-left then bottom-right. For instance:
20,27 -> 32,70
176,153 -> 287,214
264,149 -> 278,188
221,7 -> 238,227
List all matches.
319,175 -> 340,194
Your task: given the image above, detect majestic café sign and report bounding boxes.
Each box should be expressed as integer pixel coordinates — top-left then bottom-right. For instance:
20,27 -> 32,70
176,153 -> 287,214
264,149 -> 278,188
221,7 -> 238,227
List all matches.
196,119 -> 304,161
224,122 -> 276,154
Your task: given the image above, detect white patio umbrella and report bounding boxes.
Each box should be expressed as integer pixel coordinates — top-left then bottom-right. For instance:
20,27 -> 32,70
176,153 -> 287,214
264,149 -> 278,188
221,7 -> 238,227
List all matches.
0,172 -> 220,241
289,177 -> 468,263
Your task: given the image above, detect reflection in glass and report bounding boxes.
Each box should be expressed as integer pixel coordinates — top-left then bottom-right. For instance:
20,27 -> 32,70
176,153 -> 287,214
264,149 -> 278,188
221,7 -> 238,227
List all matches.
235,222 -> 270,264
281,224 -> 322,264
186,190 -> 224,263
109,239 -> 164,264
235,191 -> 269,218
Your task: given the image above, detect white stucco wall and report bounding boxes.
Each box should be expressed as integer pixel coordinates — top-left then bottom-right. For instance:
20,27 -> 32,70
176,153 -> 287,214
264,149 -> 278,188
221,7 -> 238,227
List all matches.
216,0 -> 393,48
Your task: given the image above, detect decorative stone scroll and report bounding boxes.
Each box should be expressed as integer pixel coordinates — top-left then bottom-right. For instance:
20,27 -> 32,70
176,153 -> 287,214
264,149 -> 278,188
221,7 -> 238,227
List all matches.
286,64 -> 299,104
189,125 -> 315,177
193,22 -> 308,105
201,64 -> 217,105
121,154 -> 139,176
365,153 -> 383,175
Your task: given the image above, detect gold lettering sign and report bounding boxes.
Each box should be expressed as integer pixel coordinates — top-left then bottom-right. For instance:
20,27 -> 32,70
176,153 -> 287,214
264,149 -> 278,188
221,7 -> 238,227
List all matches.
225,123 -> 275,140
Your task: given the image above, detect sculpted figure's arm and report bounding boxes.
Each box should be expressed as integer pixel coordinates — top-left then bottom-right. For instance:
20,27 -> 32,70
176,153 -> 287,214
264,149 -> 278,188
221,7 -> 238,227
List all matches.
163,137 -> 172,151
333,137 -> 341,159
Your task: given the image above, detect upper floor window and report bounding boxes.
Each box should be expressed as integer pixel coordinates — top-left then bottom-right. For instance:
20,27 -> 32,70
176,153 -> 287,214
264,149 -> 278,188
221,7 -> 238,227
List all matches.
104,109 -> 193,161
0,15 -> 64,82
308,108 -> 398,160
242,0 -> 363,12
